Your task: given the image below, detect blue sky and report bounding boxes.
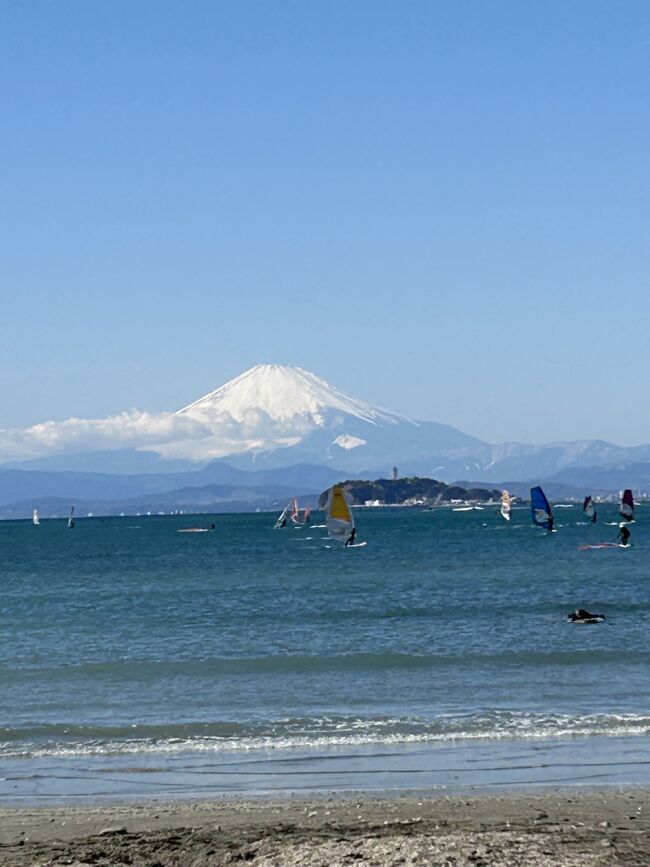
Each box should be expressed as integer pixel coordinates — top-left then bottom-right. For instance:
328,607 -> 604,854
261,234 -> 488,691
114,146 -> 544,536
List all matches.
2,1 -> 649,444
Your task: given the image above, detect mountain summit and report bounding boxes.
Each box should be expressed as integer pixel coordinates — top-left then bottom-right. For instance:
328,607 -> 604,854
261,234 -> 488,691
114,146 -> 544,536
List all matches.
177,364 -> 410,426
156,363 -> 484,469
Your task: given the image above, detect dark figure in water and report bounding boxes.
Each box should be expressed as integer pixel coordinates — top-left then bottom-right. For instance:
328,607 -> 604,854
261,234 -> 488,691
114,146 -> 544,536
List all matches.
209,524 -> 216,531
344,527 -> 356,547
280,518 -> 287,528
569,608 -> 604,622
618,524 -> 631,546
547,516 -> 554,533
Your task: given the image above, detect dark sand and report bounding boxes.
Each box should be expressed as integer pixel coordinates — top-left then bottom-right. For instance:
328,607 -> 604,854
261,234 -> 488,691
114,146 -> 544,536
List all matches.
2,790 -> 650,866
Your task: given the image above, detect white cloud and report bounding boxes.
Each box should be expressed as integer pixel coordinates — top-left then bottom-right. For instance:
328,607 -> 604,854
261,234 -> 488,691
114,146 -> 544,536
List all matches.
0,407 -> 313,463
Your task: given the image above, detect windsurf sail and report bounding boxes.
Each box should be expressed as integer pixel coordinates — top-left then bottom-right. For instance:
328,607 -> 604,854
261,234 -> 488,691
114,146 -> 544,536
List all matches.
32,509 -> 40,526
303,506 -> 312,524
620,489 -> 634,522
68,506 -> 75,529
500,490 -> 512,521
326,484 -> 354,542
290,498 -> 301,524
583,496 -> 597,523
530,486 -> 553,529
274,504 -> 290,529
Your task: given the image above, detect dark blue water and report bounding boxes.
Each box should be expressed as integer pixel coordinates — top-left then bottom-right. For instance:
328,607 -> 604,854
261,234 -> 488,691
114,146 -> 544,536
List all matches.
1,505 -> 649,769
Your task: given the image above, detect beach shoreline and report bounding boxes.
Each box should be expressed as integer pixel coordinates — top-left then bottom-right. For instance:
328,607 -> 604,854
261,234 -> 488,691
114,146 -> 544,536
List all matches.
2,789 -> 650,865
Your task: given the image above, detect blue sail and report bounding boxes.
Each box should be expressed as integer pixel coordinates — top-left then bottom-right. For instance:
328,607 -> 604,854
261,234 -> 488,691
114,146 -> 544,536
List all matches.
530,486 -> 552,529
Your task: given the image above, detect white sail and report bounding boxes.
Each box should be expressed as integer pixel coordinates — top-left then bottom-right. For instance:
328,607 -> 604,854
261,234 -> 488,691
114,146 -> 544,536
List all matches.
274,504 -> 290,529
33,509 -> 40,525
500,490 -> 511,521
326,484 -> 354,542
68,506 -> 75,529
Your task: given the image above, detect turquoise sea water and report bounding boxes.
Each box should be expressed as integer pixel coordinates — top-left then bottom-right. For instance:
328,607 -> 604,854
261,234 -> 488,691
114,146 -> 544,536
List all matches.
2,505 -> 650,800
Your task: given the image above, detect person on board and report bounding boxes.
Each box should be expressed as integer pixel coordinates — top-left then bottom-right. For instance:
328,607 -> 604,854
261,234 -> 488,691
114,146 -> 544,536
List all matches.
547,516 -> 554,533
279,517 -> 287,528
618,523 -> 631,546
344,527 -> 356,547
568,608 -> 604,622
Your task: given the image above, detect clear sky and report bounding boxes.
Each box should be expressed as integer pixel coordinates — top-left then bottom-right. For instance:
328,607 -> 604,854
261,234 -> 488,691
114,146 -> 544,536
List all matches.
2,1 -> 649,445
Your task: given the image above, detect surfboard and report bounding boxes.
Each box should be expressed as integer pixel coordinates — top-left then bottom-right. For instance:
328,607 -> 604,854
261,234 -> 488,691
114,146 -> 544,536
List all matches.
346,541 -> 368,548
568,616 -> 605,624
578,543 -> 631,550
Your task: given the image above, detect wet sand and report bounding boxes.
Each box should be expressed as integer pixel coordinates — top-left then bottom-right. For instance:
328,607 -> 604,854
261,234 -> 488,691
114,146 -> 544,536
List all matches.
2,790 -> 650,866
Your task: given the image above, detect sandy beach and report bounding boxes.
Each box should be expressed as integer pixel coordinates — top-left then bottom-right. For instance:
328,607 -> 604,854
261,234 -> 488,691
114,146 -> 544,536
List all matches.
2,790 -> 650,866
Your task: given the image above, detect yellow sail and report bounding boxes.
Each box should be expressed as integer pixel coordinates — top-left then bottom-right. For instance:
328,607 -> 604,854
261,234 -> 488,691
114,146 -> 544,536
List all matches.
326,484 -> 354,541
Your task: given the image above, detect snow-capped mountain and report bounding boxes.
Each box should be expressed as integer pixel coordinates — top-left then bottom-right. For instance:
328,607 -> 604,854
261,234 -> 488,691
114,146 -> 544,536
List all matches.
163,363 -> 484,468
177,364 -> 409,427
5,363 -> 650,492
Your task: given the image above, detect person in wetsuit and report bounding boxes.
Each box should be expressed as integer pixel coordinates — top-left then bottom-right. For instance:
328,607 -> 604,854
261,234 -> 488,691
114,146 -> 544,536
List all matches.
344,527 -> 356,547
618,523 -> 631,546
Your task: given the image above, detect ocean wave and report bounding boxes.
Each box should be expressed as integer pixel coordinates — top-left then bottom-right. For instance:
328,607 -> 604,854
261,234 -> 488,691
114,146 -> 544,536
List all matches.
3,711 -> 650,759
4,649 -> 649,678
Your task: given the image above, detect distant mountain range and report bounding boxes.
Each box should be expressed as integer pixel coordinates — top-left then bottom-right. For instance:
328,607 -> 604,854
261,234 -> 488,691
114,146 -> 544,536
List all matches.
2,363 -> 650,517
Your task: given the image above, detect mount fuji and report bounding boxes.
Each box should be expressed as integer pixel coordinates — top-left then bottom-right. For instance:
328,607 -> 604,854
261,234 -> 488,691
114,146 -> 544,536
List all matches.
5,364 -> 650,496
164,364 -> 485,472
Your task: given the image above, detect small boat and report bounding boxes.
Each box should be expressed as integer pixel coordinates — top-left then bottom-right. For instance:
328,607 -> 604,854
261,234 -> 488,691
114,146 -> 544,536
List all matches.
32,509 -> 40,526
68,506 -> 75,529
530,486 -> 554,531
620,489 -> 635,523
177,523 -> 216,534
582,496 -> 597,524
500,490 -> 512,522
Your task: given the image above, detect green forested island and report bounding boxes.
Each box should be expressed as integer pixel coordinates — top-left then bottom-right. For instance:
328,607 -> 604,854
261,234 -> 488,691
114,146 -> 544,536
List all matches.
318,477 -> 501,508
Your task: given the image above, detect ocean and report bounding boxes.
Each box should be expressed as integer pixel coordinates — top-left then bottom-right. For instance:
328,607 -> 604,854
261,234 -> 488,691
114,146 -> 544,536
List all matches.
2,505 -> 650,802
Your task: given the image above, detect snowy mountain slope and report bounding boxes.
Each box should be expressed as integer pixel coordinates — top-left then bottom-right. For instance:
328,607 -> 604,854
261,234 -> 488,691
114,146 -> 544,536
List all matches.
178,364 -> 410,426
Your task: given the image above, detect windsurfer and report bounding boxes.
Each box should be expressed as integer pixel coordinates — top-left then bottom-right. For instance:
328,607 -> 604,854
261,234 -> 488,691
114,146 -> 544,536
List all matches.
547,516 -> 554,533
344,527 -> 357,547
618,523 -> 631,546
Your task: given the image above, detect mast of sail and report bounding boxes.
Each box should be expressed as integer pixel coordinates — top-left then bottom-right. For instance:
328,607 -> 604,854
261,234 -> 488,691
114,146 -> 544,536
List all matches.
33,509 -> 40,526
620,489 -> 634,522
530,486 -> 553,529
68,506 -> 75,529
326,484 -> 354,542
500,490 -> 511,521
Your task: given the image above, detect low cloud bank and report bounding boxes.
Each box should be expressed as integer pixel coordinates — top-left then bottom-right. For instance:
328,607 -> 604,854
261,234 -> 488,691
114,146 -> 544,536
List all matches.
0,407 -> 317,464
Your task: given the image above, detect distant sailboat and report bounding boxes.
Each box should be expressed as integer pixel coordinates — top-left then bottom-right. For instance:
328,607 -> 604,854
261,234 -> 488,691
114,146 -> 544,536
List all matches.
32,509 -> 40,526
500,490 -> 513,522
620,489 -> 635,523
583,496 -> 597,523
530,486 -> 554,531
326,484 -> 357,544
274,504 -> 290,529
68,506 -> 75,529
